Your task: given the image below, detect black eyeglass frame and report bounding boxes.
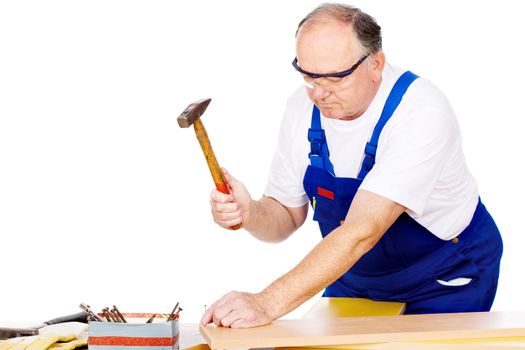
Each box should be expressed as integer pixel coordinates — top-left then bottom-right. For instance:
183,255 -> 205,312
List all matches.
292,54 -> 369,79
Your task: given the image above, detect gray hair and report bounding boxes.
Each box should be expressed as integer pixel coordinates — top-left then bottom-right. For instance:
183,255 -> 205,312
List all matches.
296,3 -> 382,55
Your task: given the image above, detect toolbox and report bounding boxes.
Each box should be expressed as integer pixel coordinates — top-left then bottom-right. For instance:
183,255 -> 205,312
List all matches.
88,314 -> 179,350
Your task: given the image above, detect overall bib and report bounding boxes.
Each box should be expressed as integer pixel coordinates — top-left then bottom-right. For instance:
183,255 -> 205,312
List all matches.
303,71 -> 503,313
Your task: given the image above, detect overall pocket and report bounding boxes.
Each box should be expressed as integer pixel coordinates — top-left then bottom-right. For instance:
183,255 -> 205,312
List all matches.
433,249 -> 480,289
312,195 -> 350,227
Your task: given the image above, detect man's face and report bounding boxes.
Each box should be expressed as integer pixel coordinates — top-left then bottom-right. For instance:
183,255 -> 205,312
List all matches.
295,20 -> 382,120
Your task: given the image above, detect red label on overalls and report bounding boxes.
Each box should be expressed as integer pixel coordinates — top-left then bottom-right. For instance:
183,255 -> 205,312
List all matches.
317,186 -> 334,200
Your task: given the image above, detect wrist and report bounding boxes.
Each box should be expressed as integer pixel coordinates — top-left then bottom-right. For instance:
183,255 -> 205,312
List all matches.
241,199 -> 257,229
256,286 -> 286,321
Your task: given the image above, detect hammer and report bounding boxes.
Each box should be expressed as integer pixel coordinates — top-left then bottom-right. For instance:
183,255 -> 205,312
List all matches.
177,98 -> 241,230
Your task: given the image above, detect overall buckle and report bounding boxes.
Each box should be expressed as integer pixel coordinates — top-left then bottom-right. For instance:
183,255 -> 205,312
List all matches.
308,128 -> 326,156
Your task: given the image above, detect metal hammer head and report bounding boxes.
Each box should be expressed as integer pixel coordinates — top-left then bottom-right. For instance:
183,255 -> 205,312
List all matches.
177,98 -> 212,128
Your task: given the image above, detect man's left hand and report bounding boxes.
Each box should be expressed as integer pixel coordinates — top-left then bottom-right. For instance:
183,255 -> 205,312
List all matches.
200,291 -> 275,328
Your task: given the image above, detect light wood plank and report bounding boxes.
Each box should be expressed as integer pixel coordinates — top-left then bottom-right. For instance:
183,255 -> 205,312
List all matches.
303,298 -> 405,319
297,297 -> 400,350
297,298 -> 523,349
199,311 -> 525,349
328,341 -> 525,349
284,340 -> 525,350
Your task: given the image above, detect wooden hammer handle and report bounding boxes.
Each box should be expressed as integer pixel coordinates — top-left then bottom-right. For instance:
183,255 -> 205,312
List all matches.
193,118 -> 241,230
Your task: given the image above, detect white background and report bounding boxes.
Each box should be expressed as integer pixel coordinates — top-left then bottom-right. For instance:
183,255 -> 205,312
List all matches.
1,0 -> 524,325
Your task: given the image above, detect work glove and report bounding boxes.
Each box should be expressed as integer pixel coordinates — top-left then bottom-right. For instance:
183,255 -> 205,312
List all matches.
0,334 -> 86,350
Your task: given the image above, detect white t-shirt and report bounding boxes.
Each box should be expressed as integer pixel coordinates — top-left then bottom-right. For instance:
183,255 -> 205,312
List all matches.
264,63 -> 478,240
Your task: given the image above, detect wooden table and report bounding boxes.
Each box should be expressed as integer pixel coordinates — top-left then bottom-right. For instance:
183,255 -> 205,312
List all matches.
193,298 -> 525,350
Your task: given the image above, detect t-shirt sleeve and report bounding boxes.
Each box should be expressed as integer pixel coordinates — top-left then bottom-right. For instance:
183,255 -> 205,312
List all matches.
360,82 -> 459,216
264,95 -> 310,208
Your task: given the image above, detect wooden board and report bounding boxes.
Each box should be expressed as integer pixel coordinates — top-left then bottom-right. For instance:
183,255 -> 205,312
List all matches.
199,311 -> 525,349
178,323 -> 525,350
303,298 -> 405,318
295,298 -> 523,349
284,339 -> 525,349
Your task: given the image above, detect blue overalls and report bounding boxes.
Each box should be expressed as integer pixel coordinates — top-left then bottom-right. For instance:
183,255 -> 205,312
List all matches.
303,71 -> 503,313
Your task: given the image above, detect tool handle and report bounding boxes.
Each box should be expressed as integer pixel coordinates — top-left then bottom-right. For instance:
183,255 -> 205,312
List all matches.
193,119 -> 241,230
43,311 -> 88,325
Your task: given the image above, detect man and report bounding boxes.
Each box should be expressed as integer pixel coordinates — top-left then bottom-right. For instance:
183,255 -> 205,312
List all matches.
201,3 -> 503,328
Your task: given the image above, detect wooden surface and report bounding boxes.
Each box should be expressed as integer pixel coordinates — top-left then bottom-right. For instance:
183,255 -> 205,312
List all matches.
174,322 -> 525,350
283,338 -> 525,349
199,311 -> 525,349
303,298 -> 405,318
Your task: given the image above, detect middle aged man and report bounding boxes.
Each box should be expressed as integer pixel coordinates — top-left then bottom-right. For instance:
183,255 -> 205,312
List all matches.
200,3 -> 503,328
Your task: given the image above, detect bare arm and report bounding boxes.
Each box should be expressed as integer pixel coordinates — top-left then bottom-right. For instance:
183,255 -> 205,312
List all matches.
244,196 -> 308,242
202,188 -> 406,327
259,189 -> 406,318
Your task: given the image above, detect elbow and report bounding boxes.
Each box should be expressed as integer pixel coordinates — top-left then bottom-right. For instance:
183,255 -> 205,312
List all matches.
256,229 -> 295,244
344,223 -> 384,256
260,236 -> 287,244
358,235 -> 380,254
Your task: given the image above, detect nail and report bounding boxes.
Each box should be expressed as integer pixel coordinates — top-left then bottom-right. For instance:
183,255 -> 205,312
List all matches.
167,302 -> 179,321
105,308 -> 118,322
79,303 -> 104,322
110,309 -> 121,322
146,313 -> 156,324
174,307 -> 183,320
113,305 -> 127,323
102,308 -> 112,322
169,306 -> 182,321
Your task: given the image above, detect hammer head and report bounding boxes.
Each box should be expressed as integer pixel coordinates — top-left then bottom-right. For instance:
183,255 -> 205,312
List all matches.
177,98 -> 212,128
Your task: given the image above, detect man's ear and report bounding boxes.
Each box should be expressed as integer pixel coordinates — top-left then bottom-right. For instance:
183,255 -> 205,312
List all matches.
370,51 -> 385,82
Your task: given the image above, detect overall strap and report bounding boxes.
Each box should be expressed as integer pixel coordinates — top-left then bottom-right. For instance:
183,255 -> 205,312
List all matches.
357,71 -> 419,179
308,105 -> 335,175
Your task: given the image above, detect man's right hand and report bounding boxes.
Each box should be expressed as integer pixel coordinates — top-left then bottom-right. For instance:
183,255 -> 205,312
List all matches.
210,169 -> 253,229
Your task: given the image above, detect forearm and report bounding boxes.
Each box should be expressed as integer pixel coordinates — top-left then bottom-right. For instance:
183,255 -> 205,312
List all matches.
259,222 -> 379,318
257,190 -> 405,319
243,196 -> 306,243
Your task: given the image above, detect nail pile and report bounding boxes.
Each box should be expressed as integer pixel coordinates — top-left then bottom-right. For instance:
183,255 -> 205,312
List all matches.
100,306 -> 127,323
79,302 -> 182,323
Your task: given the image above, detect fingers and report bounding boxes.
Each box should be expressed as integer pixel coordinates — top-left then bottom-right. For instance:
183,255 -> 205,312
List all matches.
222,168 -> 233,182
210,168 -> 251,229
222,168 -> 237,188
230,317 -> 258,329
214,216 -> 243,228
219,309 -> 243,328
210,193 -> 242,227
200,292 -> 273,329
210,188 -> 233,204
210,187 -> 243,227
212,209 -> 242,222
202,296 -> 243,328
200,291 -> 240,326
210,196 -> 239,212
212,300 -> 241,327
200,308 -> 213,326
222,168 -> 245,195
